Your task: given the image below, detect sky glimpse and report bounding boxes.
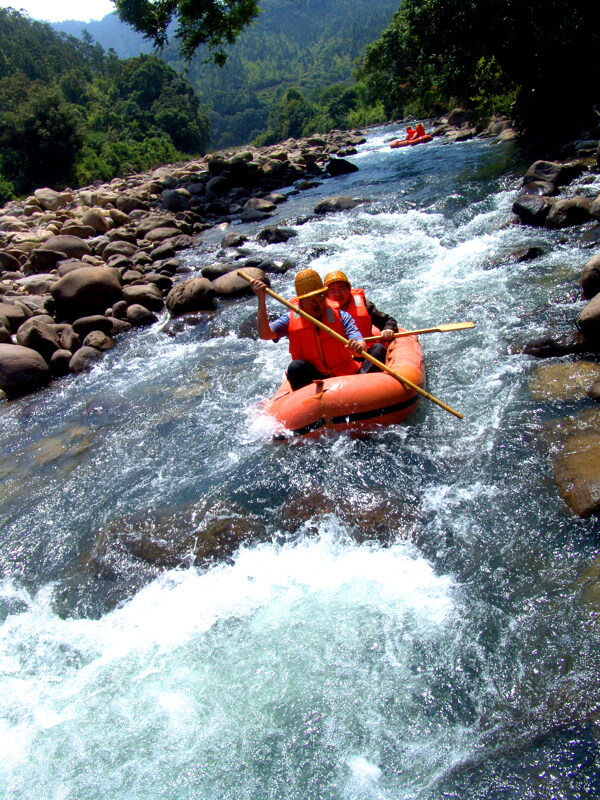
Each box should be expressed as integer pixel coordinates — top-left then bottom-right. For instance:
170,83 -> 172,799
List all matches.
0,0 -> 115,23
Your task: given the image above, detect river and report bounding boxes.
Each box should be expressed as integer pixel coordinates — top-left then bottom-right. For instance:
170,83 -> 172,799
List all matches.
2,125 -> 600,799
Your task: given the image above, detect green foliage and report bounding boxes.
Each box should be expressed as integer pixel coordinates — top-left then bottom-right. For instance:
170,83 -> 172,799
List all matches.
0,177 -> 15,206
0,88 -> 84,193
358,0 -> 600,147
267,87 -> 317,141
158,0 -> 398,148
114,0 -> 262,62
0,10 -> 208,199
256,81 -> 381,145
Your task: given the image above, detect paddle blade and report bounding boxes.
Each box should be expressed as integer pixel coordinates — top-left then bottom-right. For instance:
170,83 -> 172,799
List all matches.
436,322 -> 476,332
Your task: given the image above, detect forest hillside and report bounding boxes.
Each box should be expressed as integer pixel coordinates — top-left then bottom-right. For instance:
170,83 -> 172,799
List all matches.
54,0 -> 399,149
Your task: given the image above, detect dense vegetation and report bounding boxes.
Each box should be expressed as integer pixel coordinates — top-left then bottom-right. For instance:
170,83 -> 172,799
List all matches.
0,8 -> 208,203
56,1 -> 398,151
6,0 -> 597,205
129,0 -> 397,148
358,0 -> 600,150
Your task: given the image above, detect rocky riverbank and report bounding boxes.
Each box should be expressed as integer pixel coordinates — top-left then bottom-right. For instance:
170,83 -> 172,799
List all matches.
508,148 -> 600,518
432,109 -> 600,518
0,129 -> 365,399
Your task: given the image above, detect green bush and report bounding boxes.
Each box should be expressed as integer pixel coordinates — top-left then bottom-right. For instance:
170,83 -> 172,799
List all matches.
0,176 -> 15,206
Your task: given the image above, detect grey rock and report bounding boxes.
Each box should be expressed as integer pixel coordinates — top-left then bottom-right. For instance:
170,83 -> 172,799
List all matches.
0,343 -> 50,397
69,346 -> 103,373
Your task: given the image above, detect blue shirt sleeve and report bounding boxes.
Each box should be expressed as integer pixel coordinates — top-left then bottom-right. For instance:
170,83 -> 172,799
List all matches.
340,310 -> 362,340
269,311 -> 290,341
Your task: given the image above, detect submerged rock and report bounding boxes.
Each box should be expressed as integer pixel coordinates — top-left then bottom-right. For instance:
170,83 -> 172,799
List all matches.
84,499 -> 267,576
314,196 -> 365,214
543,410 -> 600,517
529,362 -> 600,402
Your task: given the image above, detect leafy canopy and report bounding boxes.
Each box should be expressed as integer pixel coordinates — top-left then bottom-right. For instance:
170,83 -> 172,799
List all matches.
358,0 -> 600,146
114,0 -> 262,63
0,9 -> 209,199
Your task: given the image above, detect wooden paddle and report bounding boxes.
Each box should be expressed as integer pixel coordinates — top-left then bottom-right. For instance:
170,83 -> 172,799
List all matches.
363,321 -> 475,343
237,270 -> 463,420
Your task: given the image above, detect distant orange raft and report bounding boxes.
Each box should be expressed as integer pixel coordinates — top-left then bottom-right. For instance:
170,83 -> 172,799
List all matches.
261,331 -> 425,440
390,134 -> 433,148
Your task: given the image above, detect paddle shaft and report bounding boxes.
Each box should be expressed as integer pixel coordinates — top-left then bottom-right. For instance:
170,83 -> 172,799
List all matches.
363,321 -> 475,343
238,270 -> 463,419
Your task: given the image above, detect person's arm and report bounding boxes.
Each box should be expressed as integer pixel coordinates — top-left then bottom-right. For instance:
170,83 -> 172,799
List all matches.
365,298 -> 398,341
250,279 -> 278,340
340,311 -> 366,353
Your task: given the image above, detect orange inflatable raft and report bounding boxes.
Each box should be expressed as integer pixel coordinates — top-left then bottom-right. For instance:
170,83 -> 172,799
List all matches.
261,330 -> 425,440
390,134 -> 433,149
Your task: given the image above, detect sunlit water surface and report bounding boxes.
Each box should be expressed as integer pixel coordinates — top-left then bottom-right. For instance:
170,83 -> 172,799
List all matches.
2,125 -> 600,799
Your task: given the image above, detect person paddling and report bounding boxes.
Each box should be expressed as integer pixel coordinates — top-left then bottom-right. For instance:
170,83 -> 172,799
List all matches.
323,270 -> 398,366
250,269 -> 368,391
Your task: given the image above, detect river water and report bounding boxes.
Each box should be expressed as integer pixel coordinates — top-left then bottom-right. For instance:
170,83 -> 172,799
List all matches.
2,126 -> 600,798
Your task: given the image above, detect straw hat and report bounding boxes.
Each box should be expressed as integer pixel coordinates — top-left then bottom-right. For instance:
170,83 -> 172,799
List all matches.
323,270 -> 351,288
294,269 -> 327,299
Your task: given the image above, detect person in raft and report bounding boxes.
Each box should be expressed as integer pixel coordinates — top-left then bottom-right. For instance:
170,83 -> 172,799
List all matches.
406,125 -> 417,140
323,269 -> 398,366
251,269 -> 386,391
414,123 -> 426,138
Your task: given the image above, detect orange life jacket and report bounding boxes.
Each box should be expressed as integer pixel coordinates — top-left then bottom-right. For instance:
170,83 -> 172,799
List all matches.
288,299 -> 360,377
328,288 -> 373,338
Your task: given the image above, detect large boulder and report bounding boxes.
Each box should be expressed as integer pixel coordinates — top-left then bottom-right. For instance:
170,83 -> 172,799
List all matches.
81,208 -> 111,234
512,195 -> 552,227
144,226 -> 181,243
123,283 -> 164,312
72,315 -> 114,337
577,294 -> 600,343
0,343 -> 50,397
60,223 -> 96,239
529,362 -> 600,402
523,160 -> 585,187
103,240 -> 138,261
116,195 -> 149,214
16,318 -> 61,361
581,254 -> 600,299
545,196 -> 592,228
326,158 -> 359,176
0,251 -> 21,271
257,226 -> 297,244
40,235 -> 91,260
126,304 -> 158,326
0,300 -> 31,332
212,268 -> 269,298
51,266 -> 123,319
69,346 -> 103,373
221,232 -> 249,248
28,249 -> 66,273
244,197 -> 276,213
34,187 -> 68,211
165,278 -> 216,316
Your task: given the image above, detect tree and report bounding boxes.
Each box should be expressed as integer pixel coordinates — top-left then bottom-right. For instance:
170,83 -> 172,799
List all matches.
114,0 -> 262,63
0,88 -> 84,192
359,0 -> 600,148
